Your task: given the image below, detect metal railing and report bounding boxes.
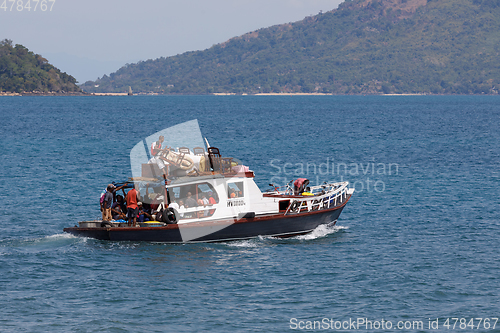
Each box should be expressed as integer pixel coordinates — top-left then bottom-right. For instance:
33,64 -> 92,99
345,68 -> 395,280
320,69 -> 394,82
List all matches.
284,182 -> 350,215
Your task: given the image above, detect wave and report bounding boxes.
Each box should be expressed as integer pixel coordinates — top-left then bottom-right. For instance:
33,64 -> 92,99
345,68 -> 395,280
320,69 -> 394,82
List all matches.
44,233 -> 79,240
0,232 -> 87,255
292,223 -> 348,241
225,238 -> 263,248
224,223 -> 348,247
25,233 -> 83,245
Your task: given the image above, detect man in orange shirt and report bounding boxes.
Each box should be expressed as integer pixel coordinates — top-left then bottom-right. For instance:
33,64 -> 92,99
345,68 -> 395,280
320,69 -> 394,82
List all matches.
126,187 -> 140,227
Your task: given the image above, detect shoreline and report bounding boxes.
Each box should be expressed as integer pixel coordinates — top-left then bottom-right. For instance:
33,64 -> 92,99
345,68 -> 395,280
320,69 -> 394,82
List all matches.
214,92 -> 430,96
92,92 -> 130,96
0,91 -> 90,96
1,92 -> 496,97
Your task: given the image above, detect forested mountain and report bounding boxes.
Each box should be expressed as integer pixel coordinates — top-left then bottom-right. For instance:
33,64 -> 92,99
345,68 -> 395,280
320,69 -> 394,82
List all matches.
81,0 -> 500,95
0,39 -> 81,94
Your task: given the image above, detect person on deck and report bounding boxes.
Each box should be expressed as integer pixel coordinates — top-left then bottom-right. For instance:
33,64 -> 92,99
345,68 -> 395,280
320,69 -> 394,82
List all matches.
184,192 -> 197,218
185,192 -> 197,208
115,194 -> 127,214
148,136 -> 168,175
137,202 -> 153,222
111,201 -> 126,220
101,184 -> 115,222
201,194 -> 210,216
294,178 -> 309,195
178,200 -> 186,218
169,200 -> 179,211
151,135 -> 164,156
126,187 -> 140,227
208,191 -> 217,215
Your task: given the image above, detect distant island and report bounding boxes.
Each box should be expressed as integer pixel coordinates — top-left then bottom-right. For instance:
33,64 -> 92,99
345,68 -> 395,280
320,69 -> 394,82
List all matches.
80,0 -> 500,95
3,0 -> 500,96
0,39 -> 83,95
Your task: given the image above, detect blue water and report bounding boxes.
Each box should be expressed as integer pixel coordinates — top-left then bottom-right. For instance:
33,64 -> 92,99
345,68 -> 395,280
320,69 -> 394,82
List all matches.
0,96 -> 499,332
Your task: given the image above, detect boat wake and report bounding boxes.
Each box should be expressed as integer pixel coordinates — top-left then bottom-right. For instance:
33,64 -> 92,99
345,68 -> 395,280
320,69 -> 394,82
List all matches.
45,233 -> 80,240
292,223 -> 348,241
225,223 -> 348,247
29,233 -> 84,245
225,239 -> 263,248
0,233 -> 88,255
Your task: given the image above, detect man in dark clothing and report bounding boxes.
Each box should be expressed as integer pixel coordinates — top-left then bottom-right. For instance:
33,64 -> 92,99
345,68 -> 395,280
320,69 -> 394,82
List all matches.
111,201 -> 126,220
116,194 -> 127,213
184,192 -> 197,208
101,184 -> 115,222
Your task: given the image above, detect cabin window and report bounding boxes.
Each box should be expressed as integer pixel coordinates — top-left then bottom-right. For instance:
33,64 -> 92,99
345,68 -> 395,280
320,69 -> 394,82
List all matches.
168,186 -> 181,202
167,182 -> 219,205
227,182 -> 244,198
166,182 -> 219,219
196,183 -> 219,204
279,200 -> 290,212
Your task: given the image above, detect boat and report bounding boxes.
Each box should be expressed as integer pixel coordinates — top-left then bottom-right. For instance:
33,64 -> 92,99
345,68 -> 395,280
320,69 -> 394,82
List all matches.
63,120 -> 354,243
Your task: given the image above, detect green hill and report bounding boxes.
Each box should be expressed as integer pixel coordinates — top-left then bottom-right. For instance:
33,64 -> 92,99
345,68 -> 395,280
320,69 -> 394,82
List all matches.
81,0 -> 500,95
0,39 -> 82,94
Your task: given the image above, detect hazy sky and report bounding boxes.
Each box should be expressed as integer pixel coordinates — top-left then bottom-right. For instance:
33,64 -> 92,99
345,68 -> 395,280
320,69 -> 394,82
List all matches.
1,0 -> 343,83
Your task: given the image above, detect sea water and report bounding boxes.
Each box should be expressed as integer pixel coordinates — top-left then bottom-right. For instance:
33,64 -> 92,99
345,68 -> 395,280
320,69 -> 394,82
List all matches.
0,96 -> 499,332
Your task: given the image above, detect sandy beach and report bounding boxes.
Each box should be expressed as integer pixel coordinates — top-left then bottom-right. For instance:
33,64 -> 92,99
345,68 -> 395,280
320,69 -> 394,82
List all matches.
92,92 -> 130,96
213,92 -> 333,96
0,92 -> 21,96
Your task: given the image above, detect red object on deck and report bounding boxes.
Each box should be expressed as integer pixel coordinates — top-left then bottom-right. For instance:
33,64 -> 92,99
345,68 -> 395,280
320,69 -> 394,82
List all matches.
293,178 -> 309,195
